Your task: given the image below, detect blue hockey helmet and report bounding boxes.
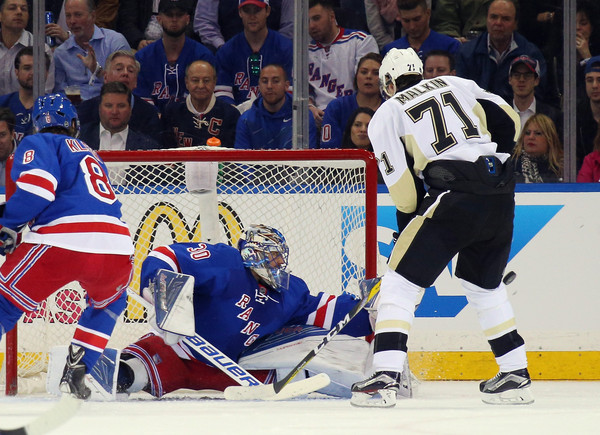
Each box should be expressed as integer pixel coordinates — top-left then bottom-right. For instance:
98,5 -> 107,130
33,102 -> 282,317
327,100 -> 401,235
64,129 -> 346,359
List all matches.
238,224 -> 290,291
32,93 -> 80,137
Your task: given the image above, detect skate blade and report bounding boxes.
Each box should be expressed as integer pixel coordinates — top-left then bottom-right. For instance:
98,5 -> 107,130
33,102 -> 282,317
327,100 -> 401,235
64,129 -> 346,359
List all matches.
350,389 -> 397,408
481,386 -> 534,405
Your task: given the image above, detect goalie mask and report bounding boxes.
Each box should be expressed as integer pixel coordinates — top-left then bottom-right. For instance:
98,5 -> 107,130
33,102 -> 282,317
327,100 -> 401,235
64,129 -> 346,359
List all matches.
239,224 -> 290,291
379,47 -> 423,98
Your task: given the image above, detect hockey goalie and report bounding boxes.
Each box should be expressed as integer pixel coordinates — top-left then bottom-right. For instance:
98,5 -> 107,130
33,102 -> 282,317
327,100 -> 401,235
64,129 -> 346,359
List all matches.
47,224 -> 412,400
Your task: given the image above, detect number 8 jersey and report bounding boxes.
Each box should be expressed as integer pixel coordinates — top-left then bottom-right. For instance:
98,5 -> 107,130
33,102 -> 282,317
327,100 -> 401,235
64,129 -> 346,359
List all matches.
0,133 -> 133,256
369,75 -> 520,215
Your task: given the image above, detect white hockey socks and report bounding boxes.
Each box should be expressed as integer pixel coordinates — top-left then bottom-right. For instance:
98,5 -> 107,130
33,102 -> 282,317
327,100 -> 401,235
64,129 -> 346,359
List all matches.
462,279 -> 527,372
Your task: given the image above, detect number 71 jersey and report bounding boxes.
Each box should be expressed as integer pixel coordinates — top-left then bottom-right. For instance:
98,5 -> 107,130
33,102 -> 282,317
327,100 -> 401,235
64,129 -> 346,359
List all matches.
1,132 -> 133,256
369,75 -> 519,211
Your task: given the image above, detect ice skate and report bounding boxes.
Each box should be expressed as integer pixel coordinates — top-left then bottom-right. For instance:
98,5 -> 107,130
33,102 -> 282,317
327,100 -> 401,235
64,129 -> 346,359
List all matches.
59,345 -> 91,400
350,371 -> 403,408
480,368 -> 534,405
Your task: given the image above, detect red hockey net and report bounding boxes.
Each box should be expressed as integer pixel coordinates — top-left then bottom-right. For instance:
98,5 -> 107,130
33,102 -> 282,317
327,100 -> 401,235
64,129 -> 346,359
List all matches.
1,148 -> 378,395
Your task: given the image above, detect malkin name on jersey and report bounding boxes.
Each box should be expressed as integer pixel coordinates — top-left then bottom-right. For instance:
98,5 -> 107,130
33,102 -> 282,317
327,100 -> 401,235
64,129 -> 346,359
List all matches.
393,78 -> 449,105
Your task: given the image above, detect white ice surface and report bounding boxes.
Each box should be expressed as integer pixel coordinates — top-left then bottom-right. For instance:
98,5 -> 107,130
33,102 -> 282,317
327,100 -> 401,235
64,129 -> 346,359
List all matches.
1,381 -> 599,435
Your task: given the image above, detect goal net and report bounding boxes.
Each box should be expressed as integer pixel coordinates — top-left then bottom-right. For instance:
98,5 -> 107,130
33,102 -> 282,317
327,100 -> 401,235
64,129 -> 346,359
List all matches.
1,148 -> 378,395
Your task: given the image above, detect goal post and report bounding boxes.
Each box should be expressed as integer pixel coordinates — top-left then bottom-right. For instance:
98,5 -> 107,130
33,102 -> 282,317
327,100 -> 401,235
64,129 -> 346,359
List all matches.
1,148 -> 378,395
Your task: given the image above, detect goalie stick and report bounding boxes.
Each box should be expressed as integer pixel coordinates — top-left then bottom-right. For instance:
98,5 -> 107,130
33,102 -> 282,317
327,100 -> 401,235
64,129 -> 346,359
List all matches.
129,289 -> 330,400
225,278 -> 381,400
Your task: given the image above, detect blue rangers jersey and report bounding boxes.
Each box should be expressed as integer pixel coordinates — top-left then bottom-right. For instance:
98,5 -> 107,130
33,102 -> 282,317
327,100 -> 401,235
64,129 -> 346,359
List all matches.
235,93 -> 317,149
134,38 -> 216,114
0,133 -> 133,255
0,92 -> 32,144
141,242 -> 371,361
161,95 -> 240,148
215,30 -> 293,106
309,28 -> 379,110
381,29 -> 461,58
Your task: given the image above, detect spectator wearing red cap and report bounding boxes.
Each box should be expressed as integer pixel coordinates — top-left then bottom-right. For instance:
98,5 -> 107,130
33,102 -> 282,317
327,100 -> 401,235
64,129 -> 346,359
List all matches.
508,55 -> 560,136
214,0 -> 293,108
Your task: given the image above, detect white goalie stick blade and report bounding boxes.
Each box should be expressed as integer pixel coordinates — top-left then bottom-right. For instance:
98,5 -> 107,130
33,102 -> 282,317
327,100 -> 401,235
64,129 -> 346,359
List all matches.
224,373 -> 331,401
0,393 -> 82,435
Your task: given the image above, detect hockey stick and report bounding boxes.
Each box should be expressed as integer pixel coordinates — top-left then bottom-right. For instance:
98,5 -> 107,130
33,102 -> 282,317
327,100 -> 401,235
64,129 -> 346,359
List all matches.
0,393 -> 82,435
225,278 -> 381,400
129,289 -> 330,400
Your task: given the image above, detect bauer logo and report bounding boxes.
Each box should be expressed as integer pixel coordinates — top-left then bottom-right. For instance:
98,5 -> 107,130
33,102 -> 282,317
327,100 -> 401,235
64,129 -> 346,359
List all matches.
377,204 -> 563,317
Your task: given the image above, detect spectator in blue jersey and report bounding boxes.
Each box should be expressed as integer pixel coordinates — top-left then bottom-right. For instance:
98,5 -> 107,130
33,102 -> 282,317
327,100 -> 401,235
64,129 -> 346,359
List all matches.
307,0 -> 378,128
79,81 -> 161,151
321,52 -> 383,149
0,93 -> 134,400
0,47 -> 51,144
423,49 -> 456,79
0,107 -> 15,186
53,0 -> 130,101
134,0 -> 216,115
235,64 -> 317,150
76,50 -> 161,140
214,0 -> 293,109
381,0 -> 460,59
0,0 -> 55,96
193,0 -> 293,53
162,60 -> 240,148
115,225 -> 378,398
455,0 -> 548,105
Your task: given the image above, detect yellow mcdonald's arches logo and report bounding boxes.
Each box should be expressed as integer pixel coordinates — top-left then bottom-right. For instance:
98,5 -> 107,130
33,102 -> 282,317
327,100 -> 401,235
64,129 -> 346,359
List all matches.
124,200 -> 244,322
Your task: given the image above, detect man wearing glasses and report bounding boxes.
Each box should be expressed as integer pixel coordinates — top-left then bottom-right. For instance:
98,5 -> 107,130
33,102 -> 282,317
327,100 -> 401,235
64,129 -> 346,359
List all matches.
214,0 -> 293,109
508,55 -> 561,135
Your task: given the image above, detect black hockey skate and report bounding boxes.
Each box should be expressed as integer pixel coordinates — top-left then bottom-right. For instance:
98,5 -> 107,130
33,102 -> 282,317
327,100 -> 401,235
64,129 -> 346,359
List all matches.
60,345 -> 91,400
350,371 -> 403,408
480,368 -> 534,405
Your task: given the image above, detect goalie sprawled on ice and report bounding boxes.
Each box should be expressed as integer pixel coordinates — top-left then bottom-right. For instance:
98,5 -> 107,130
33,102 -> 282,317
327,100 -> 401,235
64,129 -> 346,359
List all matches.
49,224 -> 411,399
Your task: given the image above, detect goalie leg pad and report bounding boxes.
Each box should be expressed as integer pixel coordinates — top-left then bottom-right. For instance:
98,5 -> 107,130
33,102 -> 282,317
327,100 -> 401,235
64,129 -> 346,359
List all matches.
239,325 -> 371,398
122,333 -> 271,397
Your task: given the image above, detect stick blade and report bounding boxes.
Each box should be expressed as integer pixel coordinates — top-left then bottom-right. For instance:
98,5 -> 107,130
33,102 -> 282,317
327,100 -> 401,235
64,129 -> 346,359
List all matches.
224,373 -> 330,401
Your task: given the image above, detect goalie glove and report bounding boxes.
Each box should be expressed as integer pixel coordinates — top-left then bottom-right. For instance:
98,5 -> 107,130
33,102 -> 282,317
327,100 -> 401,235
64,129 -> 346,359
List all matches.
0,225 -> 23,256
359,277 -> 381,331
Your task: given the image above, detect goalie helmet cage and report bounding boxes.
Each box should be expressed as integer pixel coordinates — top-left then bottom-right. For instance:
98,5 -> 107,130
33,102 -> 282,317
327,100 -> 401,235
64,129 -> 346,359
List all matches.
2,148 -> 378,395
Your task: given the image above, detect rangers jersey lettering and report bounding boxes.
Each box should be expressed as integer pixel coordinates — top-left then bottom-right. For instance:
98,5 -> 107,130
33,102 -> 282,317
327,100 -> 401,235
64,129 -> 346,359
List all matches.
308,28 -> 378,109
141,243 -> 371,361
215,29 -> 293,106
134,38 -> 216,114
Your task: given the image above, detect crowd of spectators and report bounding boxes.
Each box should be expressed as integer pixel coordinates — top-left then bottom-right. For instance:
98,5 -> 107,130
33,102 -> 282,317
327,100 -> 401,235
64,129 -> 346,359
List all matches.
0,0 -> 598,183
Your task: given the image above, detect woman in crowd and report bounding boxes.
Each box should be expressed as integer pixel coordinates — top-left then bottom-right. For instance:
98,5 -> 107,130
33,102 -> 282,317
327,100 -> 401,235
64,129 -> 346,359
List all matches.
341,107 -> 384,184
341,107 -> 375,151
320,52 -> 384,149
577,122 -> 600,182
513,113 -> 563,183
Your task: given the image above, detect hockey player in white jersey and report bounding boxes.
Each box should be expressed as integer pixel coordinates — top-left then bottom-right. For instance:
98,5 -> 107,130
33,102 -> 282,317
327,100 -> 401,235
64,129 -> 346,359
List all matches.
351,48 -> 533,407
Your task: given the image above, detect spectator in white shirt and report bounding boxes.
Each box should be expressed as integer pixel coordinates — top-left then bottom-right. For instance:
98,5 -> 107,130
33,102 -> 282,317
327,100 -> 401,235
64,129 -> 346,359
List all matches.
0,0 -> 55,95
79,81 -> 162,151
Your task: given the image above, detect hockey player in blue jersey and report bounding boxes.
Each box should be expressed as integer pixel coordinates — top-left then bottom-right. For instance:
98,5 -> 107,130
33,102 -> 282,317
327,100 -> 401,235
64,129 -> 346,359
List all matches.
115,225 -> 376,398
0,93 -> 134,400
